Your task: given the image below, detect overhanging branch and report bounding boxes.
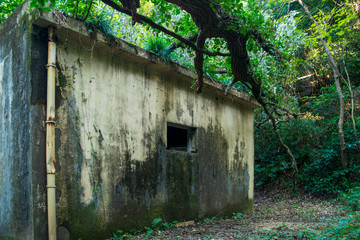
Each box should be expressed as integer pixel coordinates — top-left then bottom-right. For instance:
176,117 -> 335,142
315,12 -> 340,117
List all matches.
194,32 -> 206,93
249,29 -> 282,59
101,0 -> 230,57
168,34 -> 198,51
266,101 -> 305,119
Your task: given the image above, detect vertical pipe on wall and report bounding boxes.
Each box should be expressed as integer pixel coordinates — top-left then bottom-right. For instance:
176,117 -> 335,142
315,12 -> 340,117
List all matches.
46,27 -> 57,240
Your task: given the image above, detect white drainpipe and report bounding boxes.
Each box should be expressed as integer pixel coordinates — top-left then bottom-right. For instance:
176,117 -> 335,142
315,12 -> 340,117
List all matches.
46,26 -> 57,240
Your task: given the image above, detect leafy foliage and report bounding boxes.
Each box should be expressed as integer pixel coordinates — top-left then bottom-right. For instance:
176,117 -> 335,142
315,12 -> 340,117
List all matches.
340,186 -> 360,212
255,84 -> 360,195
144,35 -> 173,61
0,0 -> 25,24
325,185 -> 360,239
111,218 -> 179,239
254,0 -> 360,195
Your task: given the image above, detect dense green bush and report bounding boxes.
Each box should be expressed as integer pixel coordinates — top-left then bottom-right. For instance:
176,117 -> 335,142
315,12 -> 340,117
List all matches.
255,85 -> 360,195
324,185 -> 360,239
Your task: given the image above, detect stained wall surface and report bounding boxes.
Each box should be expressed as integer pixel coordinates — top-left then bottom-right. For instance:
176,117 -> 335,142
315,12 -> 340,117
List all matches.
0,7 -> 256,239
53,26 -> 255,239
0,3 -> 47,239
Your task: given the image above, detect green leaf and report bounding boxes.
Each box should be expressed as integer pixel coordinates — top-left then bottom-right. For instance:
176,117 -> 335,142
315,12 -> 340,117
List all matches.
30,1 -> 38,8
151,218 -> 162,228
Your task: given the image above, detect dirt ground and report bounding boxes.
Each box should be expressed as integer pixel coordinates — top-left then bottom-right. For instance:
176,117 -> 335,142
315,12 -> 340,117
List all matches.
111,190 -> 346,239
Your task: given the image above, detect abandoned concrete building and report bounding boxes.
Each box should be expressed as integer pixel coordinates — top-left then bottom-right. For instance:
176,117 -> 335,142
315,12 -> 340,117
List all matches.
0,2 -> 258,239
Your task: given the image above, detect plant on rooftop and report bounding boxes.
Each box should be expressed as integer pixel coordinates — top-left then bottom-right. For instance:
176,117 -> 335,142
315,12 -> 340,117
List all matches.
145,35 -> 173,61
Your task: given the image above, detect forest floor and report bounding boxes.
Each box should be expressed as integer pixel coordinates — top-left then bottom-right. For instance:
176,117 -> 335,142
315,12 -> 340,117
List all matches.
110,189 -> 348,239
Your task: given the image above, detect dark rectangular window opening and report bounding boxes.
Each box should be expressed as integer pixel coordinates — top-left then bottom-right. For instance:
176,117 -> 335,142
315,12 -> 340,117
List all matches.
167,123 -> 196,152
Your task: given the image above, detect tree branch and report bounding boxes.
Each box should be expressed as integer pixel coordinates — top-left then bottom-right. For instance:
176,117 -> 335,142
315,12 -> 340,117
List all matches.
249,29 -> 282,60
168,34 -> 198,51
207,69 -> 228,74
258,99 -> 299,173
101,0 -> 230,57
266,101 -> 305,119
194,32 -> 206,93
82,0 -> 94,21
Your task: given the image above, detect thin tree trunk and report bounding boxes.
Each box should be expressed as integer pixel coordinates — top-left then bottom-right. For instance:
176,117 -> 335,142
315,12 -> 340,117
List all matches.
257,99 -> 298,190
82,0 -> 94,21
343,65 -> 357,136
259,101 -> 299,173
342,65 -> 360,154
298,0 -> 347,169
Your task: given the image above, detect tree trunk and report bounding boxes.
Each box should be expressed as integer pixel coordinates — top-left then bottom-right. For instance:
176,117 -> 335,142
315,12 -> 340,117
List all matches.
298,0 -> 347,169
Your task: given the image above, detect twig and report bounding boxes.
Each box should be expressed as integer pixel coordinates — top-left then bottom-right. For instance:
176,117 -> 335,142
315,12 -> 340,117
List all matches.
82,0 -> 94,21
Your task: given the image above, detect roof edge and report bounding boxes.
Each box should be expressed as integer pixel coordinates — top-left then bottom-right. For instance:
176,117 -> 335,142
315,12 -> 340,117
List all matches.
31,9 -> 260,109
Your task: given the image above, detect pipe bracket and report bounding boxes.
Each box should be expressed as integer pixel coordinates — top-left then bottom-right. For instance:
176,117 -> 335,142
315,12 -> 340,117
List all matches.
46,120 -> 56,125
46,184 -> 56,188
46,64 -> 56,68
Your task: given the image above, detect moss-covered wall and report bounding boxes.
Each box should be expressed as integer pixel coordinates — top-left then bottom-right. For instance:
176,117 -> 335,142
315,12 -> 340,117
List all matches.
53,27 -> 255,239
0,2 -> 46,239
1,6 -> 256,239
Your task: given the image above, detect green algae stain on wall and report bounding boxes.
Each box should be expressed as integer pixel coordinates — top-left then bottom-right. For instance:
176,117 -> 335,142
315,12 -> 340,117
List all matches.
165,151 -> 199,220
0,6 -> 255,239
61,137 -> 201,240
51,25 -> 254,239
196,125 -> 253,218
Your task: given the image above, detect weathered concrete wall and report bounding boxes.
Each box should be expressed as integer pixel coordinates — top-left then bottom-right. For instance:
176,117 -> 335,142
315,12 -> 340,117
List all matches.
0,3 -> 51,239
29,24 -> 51,240
53,26 -> 255,239
0,3 -> 44,239
1,6 -> 256,239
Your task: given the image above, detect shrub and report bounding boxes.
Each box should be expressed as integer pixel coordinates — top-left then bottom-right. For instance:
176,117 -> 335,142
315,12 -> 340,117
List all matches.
255,85 -> 360,195
325,186 -> 360,239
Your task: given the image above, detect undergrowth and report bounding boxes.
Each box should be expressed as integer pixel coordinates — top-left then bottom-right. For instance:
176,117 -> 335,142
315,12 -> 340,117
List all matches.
105,187 -> 360,239
111,218 -> 179,240
255,85 -> 360,196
